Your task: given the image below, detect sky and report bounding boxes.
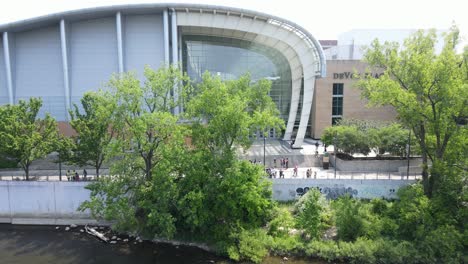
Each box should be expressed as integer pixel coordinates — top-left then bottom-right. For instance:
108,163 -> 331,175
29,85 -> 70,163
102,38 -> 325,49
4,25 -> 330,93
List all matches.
0,0 -> 466,45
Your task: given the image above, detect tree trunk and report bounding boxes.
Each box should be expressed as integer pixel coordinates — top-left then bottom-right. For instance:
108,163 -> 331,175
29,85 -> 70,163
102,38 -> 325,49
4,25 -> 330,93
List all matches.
145,157 -> 152,180
95,160 -> 100,179
421,152 -> 431,197
25,165 -> 30,181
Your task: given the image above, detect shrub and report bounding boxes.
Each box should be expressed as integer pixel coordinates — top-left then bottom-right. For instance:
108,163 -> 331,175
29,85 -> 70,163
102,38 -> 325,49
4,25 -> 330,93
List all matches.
294,189 -> 330,239
227,228 -> 271,263
268,206 -> 295,237
393,184 -> 431,240
418,225 -> 463,264
334,196 -> 364,241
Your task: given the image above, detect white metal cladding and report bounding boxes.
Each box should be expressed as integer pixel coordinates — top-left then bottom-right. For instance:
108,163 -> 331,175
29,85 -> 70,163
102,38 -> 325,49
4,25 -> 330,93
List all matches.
124,14 -> 166,81
0,36 -> 7,105
177,10 -> 323,147
60,19 -> 71,116
116,12 -> 124,73
69,17 -> 118,106
15,25 -> 65,119
2,32 -> 14,105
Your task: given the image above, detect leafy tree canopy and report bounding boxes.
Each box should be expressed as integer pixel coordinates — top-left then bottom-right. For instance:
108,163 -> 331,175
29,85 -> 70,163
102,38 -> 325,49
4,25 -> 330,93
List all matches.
0,98 -> 60,180
357,26 -> 468,196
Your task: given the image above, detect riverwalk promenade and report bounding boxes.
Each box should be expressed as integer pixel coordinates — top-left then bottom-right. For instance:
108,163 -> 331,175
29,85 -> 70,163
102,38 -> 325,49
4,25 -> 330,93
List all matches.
0,138 -> 421,181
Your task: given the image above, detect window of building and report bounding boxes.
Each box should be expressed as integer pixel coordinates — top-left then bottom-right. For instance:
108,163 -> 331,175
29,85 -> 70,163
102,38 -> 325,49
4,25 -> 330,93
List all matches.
332,117 -> 342,125
332,83 -> 343,125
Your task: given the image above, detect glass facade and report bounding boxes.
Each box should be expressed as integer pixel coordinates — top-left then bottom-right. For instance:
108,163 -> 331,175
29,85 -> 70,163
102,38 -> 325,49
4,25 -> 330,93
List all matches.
182,35 -> 292,120
332,83 -> 344,125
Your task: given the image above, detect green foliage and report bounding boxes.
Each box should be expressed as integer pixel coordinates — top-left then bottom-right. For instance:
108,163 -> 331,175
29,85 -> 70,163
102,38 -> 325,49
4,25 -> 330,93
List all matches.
0,98 -> 60,180
267,206 -> 295,237
227,228 -> 271,263
108,65 -> 190,179
185,73 -> 284,156
322,119 -> 410,156
333,196 -> 364,241
418,225 -> 464,264
294,189 -> 329,239
357,27 -> 468,197
0,155 -> 18,168
392,184 -> 431,240
322,124 -> 371,155
69,92 -> 116,177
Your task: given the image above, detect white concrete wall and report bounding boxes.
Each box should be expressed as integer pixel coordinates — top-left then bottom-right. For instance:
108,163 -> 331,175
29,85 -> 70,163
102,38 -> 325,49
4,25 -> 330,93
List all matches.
0,181 -> 97,225
0,179 -> 416,223
272,178 -> 415,201
331,156 -> 422,172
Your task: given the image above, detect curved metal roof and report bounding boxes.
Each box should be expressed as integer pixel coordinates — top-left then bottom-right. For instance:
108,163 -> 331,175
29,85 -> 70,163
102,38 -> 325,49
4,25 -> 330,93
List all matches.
0,3 -> 325,77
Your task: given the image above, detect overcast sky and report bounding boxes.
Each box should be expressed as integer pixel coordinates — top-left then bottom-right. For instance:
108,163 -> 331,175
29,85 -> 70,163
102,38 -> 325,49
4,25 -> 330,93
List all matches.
0,0 -> 466,44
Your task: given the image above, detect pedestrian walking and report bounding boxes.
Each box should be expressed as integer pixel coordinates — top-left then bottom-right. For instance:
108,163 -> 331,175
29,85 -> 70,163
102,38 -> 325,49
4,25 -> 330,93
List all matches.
286,158 -> 289,169
293,165 -> 298,177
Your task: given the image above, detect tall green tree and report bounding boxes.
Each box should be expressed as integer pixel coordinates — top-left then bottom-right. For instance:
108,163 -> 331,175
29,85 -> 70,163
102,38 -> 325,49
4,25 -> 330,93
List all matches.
69,92 -> 116,178
109,65 -> 190,179
0,98 -> 60,180
357,27 -> 468,196
185,73 -> 284,160
176,73 -> 279,245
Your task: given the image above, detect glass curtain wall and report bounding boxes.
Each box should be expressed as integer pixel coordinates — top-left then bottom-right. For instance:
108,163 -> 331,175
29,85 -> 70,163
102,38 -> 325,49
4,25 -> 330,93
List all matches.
182,35 -> 292,123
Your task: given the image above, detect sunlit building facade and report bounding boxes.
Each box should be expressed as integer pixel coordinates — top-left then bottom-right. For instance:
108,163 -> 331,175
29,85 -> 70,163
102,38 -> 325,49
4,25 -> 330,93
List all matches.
0,4 -> 404,146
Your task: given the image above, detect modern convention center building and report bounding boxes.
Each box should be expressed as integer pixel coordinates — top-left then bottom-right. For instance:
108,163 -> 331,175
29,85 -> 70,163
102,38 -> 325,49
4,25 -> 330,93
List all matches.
0,4 -> 396,147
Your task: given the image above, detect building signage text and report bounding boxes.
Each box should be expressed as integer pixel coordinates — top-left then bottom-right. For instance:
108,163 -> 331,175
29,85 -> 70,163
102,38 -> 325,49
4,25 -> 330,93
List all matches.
333,72 -> 383,80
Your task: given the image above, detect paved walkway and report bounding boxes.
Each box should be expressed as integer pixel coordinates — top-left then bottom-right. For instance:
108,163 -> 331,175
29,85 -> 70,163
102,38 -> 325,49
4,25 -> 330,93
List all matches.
0,167 -> 420,181
1,139 -> 420,181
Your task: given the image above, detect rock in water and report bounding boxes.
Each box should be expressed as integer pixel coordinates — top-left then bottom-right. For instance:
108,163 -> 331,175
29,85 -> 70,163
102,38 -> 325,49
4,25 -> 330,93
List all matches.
70,224 -> 77,228
110,241 -> 117,244
123,239 -> 129,242
111,236 -> 117,240
65,227 -> 70,231
55,227 -> 59,230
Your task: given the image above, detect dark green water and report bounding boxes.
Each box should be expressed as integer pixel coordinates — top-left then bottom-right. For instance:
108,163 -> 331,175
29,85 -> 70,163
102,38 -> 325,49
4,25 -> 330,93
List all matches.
0,224 -> 322,264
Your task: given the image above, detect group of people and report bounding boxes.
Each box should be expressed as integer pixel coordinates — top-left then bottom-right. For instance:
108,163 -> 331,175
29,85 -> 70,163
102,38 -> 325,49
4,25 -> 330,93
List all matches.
66,169 -> 87,181
306,168 -> 317,178
273,157 -> 289,169
266,167 -> 285,178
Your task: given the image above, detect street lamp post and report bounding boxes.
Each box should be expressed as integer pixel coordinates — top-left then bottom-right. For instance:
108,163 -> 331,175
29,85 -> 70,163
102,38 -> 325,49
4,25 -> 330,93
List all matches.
334,134 -> 337,179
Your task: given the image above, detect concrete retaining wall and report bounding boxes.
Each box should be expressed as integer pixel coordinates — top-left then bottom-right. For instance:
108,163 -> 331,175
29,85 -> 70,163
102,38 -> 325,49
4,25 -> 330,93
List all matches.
331,156 -> 422,172
272,178 -> 416,201
1,179 -> 417,224
0,181 -> 98,225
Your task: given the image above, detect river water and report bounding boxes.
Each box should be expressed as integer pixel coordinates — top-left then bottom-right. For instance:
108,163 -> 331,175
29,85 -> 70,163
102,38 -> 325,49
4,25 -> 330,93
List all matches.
0,225 -> 321,264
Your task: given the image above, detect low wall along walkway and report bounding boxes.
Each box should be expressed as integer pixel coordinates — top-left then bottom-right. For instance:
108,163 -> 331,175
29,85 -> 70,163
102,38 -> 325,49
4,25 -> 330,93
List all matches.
0,179 -> 417,225
0,181 -> 97,225
272,178 -> 416,201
